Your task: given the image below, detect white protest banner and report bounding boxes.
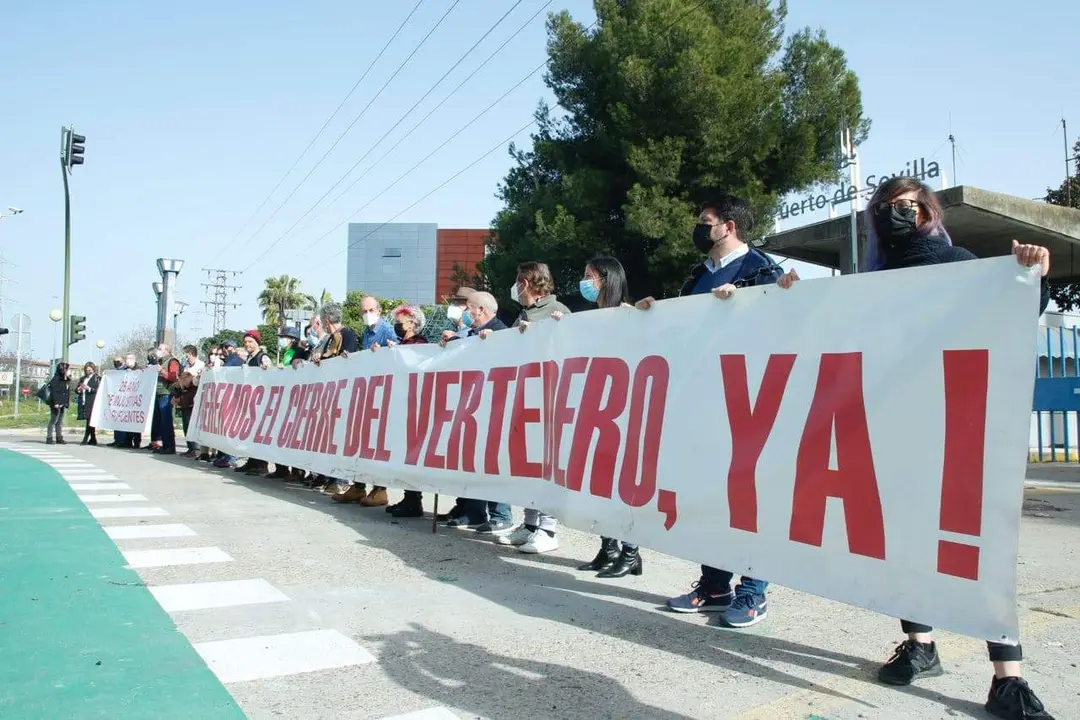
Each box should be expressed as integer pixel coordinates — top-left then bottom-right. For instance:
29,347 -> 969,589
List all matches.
188,257 -> 1040,643
89,368 -> 157,435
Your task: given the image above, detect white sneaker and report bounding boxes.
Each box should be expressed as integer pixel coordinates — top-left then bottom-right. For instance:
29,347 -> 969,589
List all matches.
519,531 -> 558,554
496,526 -> 534,546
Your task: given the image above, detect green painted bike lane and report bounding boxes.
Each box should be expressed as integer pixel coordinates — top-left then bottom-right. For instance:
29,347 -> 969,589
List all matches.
0,449 -> 244,719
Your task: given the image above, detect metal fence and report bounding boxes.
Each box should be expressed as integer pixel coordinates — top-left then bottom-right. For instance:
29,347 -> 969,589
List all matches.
1032,325 -> 1080,462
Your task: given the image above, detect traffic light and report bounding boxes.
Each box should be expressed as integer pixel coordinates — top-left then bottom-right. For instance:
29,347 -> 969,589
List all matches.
62,127 -> 86,169
69,315 -> 86,345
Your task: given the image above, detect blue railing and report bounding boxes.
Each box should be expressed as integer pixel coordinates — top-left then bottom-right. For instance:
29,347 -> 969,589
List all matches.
1032,324 -> 1080,462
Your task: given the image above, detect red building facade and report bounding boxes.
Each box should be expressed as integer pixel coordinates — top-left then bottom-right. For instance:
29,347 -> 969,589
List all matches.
435,228 -> 488,301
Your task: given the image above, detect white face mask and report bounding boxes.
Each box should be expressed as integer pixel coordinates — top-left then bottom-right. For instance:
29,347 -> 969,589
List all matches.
510,282 -> 522,304
446,305 -> 463,322
362,311 -> 379,327
278,337 -> 291,349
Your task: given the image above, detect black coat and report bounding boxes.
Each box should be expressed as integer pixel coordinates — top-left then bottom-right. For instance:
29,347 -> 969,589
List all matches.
48,374 -> 71,408
81,373 -> 100,414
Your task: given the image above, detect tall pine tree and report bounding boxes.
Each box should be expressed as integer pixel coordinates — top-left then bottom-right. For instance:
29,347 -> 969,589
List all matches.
481,0 -> 869,303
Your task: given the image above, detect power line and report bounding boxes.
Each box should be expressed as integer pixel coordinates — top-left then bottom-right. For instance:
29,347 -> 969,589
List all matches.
281,0 -> 553,250
227,0 -> 462,263
327,121 -> 537,262
243,0 -> 536,271
208,0 -> 428,267
254,61 -> 546,271
263,0 -> 805,279
259,0 -> 717,269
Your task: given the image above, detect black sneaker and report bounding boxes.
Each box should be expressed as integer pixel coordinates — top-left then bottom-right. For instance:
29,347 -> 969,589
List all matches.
985,676 -> 1054,719
877,640 -> 944,685
475,520 -> 516,536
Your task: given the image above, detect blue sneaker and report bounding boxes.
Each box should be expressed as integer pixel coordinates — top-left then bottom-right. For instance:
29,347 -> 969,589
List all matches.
666,582 -> 734,613
717,593 -> 767,628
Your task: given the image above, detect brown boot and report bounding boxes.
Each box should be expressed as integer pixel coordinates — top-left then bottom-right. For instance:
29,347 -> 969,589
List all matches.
360,486 -> 388,507
330,484 -> 369,503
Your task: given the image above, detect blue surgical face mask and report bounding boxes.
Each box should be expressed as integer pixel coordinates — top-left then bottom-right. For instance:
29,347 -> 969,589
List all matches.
579,278 -> 600,303
462,310 -> 474,328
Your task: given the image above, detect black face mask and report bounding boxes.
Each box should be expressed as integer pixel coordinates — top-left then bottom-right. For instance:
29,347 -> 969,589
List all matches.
692,224 -> 716,254
393,322 -> 406,339
873,205 -> 919,250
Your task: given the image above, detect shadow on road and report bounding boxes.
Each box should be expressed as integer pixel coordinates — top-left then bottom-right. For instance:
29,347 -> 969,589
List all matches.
47,441 -> 1008,719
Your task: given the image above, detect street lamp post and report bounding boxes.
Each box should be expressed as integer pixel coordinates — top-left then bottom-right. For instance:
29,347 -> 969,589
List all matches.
173,301 -> 187,344
11,312 -> 30,418
157,259 -> 183,348
0,206 -> 24,223
49,308 -> 62,371
95,339 -> 105,365
153,281 -> 163,344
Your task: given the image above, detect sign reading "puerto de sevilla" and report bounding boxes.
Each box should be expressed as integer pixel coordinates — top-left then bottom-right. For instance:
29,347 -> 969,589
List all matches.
188,257 -> 1041,643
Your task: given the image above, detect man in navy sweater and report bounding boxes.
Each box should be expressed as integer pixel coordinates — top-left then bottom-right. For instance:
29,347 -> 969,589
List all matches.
637,193 -> 794,629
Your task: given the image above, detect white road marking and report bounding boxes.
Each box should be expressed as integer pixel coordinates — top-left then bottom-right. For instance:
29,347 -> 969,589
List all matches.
193,629 -> 376,684
90,507 -> 170,519
150,579 -> 290,612
62,473 -> 120,480
122,547 -> 233,568
104,523 -> 197,540
70,482 -> 132,491
77,493 -> 148,503
376,709 -> 462,720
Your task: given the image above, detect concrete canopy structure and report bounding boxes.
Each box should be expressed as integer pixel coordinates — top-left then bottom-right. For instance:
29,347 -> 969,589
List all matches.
763,186 -> 1080,280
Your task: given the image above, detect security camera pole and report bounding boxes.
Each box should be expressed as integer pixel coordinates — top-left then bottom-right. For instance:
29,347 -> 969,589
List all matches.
59,125 -> 86,363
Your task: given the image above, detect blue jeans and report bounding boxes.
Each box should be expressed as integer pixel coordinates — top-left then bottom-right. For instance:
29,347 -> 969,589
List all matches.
153,395 -> 176,451
701,565 -> 767,597
486,501 -> 512,523
462,499 -> 512,523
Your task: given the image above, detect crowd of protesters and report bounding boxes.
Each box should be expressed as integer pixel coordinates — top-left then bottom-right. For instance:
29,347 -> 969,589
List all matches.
56,179 -> 1054,719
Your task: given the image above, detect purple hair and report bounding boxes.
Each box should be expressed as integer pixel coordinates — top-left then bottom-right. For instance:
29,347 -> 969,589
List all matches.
861,177 -> 950,272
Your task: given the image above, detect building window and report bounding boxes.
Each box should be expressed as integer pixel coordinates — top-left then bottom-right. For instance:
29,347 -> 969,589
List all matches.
383,248 -> 402,258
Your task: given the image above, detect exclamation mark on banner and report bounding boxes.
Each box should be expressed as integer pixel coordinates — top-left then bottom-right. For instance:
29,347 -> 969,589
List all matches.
937,349 -> 990,581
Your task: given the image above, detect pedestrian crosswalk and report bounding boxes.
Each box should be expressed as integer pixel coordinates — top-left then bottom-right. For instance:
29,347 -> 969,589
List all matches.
1,442 -> 463,720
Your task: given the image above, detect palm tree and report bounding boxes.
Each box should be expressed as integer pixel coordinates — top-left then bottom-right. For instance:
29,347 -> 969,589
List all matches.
257,275 -> 314,328
307,288 -> 333,315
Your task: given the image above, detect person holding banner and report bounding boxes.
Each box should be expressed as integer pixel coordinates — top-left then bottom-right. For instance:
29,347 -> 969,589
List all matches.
573,256 -> 645,578
496,261 -> 572,554
638,194 -> 787,627
150,343 -> 181,455
379,304 -> 430,519
442,292 -> 516,536
777,176 -> 1054,720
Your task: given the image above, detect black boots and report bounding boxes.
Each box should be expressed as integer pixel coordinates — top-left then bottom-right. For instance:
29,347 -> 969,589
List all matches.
388,491 -> 424,518
578,537 -> 620,572
598,546 -> 643,578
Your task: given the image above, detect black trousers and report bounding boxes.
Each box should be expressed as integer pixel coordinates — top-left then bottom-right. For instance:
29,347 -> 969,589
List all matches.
900,620 -> 1022,662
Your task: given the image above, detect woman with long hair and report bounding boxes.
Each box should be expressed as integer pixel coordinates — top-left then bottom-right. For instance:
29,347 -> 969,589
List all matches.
77,362 -> 100,445
779,176 -> 1053,720
573,256 -> 644,579
45,362 -> 71,445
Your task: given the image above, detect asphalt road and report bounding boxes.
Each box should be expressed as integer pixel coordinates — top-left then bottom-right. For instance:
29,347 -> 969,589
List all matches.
2,433 -> 1077,720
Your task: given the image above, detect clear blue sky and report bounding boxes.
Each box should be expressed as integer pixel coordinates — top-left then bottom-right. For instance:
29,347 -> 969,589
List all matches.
1,0 -> 1077,363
